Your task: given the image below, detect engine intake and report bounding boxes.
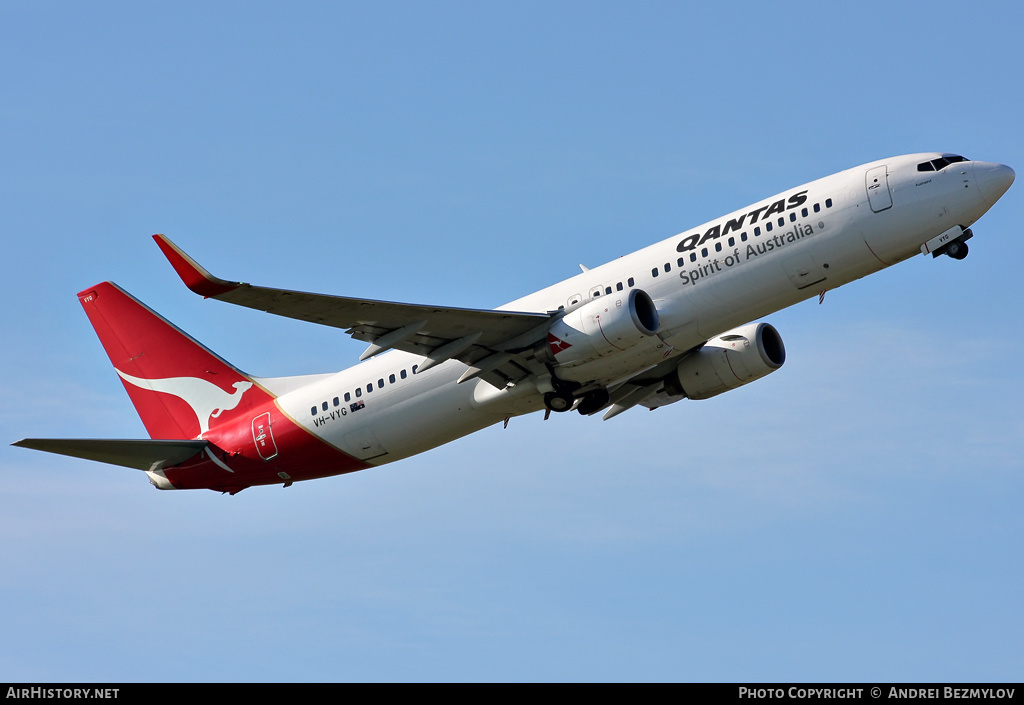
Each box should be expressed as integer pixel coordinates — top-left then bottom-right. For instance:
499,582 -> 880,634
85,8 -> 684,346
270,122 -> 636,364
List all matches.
667,322 -> 785,400
541,289 -> 659,367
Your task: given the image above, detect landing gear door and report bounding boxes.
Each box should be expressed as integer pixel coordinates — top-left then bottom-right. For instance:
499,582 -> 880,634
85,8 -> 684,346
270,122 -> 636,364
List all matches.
866,165 -> 893,213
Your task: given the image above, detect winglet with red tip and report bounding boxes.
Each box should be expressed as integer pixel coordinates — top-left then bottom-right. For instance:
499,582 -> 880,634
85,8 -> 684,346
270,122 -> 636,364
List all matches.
153,234 -> 240,297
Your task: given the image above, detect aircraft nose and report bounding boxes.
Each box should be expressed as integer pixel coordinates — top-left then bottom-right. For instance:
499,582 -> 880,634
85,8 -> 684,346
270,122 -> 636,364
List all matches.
973,162 -> 1015,205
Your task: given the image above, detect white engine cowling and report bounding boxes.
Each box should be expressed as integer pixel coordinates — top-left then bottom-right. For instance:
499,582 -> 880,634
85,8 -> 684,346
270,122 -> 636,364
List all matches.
543,289 -> 659,367
668,322 -> 785,400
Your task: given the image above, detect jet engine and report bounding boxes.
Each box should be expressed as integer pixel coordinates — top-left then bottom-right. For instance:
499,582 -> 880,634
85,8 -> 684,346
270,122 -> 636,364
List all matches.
540,289 -> 659,368
664,322 -> 785,400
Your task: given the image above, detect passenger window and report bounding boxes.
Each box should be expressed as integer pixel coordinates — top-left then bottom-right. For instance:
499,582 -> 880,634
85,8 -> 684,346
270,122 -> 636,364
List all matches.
333,397 -> 339,407
813,203 -> 820,213
728,237 -> 735,247
664,263 -> 671,273
378,379 -> 384,389
790,213 -> 796,222
366,384 -> 373,393
754,227 -> 761,236
627,277 -> 635,287
310,406 -> 317,416
356,388 -> 362,397
715,242 -> 722,252
345,392 -> 351,402
825,198 -> 833,208
412,365 -> 419,374
741,232 -> 748,242
389,374 -> 396,384
766,222 -> 773,232
322,401 -> 328,411
701,247 -> 708,257
605,286 -> 612,295
689,253 -> 697,262
801,208 -> 808,217
651,268 -> 659,277
400,369 -> 407,379
616,282 -> 623,291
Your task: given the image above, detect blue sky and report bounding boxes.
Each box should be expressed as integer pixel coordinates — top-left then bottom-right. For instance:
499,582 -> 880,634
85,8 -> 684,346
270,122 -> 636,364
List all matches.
2,1 -> 1022,682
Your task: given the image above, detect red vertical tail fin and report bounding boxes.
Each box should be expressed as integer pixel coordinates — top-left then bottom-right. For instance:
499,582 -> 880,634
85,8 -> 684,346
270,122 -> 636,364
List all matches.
78,282 -> 273,440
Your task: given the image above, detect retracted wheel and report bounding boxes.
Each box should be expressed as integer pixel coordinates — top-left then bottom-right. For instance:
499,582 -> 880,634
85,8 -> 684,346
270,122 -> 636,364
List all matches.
946,240 -> 969,260
576,389 -> 610,416
543,391 -> 574,412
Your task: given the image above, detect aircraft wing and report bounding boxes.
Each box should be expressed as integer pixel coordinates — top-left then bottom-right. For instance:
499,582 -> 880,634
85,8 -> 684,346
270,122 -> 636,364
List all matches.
154,235 -> 553,386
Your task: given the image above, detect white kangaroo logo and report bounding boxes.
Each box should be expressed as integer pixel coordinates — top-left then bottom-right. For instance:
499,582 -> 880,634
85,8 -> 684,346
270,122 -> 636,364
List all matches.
116,369 -> 253,435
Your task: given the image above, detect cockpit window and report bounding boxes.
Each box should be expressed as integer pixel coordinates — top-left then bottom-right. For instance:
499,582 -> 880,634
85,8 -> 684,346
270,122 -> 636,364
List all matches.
918,155 -> 968,172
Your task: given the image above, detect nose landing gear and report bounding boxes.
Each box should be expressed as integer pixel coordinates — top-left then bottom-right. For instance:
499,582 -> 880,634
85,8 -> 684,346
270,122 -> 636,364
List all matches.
945,240 -> 969,260
935,227 -> 973,260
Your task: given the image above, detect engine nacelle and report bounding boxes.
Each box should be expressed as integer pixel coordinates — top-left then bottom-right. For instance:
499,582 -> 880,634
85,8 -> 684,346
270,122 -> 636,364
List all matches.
666,322 -> 785,400
541,289 -> 659,368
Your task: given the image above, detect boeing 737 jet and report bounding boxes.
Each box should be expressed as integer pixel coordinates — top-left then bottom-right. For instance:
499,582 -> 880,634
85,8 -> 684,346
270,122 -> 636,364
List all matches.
14,153 -> 1014,493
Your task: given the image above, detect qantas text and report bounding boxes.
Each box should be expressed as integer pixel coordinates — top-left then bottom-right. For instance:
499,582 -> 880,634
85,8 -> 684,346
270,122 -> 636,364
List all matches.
676,190 -> 809,254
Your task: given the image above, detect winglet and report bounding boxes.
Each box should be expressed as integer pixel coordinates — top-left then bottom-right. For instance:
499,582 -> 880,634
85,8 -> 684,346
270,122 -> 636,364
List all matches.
153,234 -> 240,297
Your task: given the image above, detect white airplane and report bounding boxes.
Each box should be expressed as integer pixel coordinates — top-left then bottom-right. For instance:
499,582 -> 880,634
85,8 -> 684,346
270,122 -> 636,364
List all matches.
14,153 -> 1014,494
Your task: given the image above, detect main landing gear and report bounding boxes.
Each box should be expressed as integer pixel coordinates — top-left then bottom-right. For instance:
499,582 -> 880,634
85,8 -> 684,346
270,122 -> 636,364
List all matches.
575,389 -> 610,416
542,387 -> 611,415
543,391 -> 574,413
539,372 -> 579,414
540,374 -> 604,415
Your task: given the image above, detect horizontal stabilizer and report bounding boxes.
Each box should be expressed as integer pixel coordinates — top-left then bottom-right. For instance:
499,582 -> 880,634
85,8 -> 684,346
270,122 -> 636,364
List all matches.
13,438 -> 208,471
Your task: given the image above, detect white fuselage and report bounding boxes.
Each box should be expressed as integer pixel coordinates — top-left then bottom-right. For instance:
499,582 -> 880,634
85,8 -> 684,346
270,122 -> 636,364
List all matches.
275,154 -> 1010,465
